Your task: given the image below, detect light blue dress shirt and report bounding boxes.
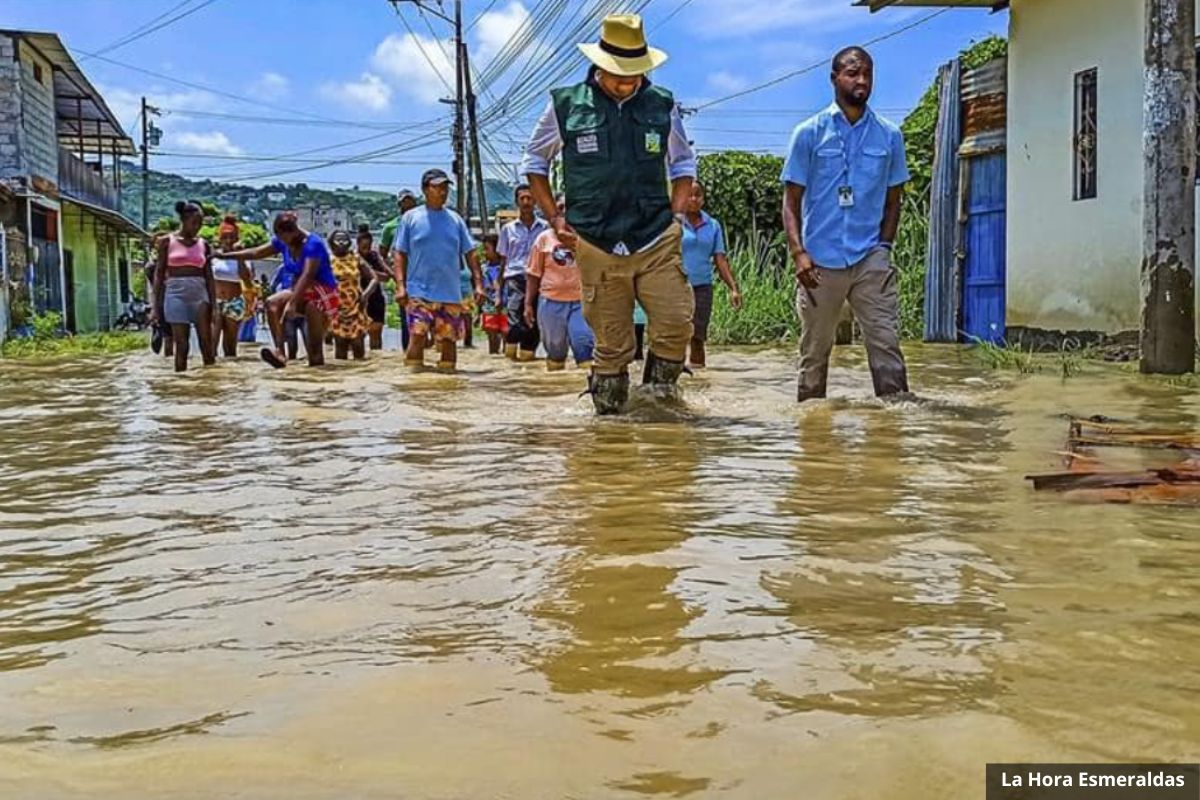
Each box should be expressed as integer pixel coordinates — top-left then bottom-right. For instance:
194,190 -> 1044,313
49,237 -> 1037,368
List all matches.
780,103 -> 910,269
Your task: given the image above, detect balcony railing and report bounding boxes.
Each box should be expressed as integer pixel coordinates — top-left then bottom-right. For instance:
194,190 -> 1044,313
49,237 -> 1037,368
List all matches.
58,147 -> 120,213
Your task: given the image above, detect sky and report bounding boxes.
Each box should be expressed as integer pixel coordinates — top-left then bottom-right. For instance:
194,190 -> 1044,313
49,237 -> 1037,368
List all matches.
0,0 -> 1007,191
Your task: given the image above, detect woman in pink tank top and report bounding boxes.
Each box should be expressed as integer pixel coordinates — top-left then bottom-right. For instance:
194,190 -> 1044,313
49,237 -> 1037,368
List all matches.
152,200 -> 216,372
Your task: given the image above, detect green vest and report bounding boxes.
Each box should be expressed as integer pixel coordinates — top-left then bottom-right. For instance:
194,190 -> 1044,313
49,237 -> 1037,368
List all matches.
552,79 -> 674,253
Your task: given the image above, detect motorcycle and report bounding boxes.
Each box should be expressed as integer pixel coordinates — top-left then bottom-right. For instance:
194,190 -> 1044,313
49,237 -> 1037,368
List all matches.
114,298 -> 151,330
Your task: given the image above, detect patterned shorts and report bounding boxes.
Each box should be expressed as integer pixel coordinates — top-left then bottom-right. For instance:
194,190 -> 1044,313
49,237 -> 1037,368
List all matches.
407,298 -> 467,343
218,295 -> 246,321
303,283 -> 340,320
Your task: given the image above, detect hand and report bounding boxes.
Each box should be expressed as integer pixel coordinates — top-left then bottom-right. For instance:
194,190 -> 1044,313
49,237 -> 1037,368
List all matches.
729,288 -> 744,311
149,307 -> 161,326
394,285 -> 409,308
523,304 -> 535,329
793,250 -> 820,290
283,299 -> 299,319
474,286 -> 488,310
553,215 -> 578,248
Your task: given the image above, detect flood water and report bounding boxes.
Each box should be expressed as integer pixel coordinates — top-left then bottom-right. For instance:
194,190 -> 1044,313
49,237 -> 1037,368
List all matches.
0,343 -> 1197,799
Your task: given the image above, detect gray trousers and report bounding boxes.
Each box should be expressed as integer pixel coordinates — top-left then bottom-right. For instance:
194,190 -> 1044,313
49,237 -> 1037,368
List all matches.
796,246 -> 909,401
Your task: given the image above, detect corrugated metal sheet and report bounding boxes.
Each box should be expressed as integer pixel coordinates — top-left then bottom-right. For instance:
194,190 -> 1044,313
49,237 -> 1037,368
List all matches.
924,59 -> 962,343
962,153 -> 1007,343
960,57 -> 1007,157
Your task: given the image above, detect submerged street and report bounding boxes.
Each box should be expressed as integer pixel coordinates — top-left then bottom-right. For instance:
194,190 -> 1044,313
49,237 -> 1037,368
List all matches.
0,346 -> 1196,798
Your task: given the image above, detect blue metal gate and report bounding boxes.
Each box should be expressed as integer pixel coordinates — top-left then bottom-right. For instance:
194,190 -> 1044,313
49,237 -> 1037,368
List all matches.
962,152 -> 1007,344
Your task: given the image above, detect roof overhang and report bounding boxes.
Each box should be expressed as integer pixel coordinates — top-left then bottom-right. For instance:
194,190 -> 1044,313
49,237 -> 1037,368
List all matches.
60,195 -> 148,239
1,30 -> 137,156
854,0 -> 1008,11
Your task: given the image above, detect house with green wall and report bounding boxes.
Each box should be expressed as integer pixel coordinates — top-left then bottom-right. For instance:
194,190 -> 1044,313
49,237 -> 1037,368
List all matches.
0,29 -> 144,337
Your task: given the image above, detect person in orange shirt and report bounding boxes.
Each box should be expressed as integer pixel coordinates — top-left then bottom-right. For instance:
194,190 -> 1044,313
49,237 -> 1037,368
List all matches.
524,196 -> 595,372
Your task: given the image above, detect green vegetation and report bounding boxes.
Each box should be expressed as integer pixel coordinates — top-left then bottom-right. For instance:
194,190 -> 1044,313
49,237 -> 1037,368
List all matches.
122,164 -> 516,232
700,36 -> 1008,346
1,312 -> 147,359
970,338 -> 1098,378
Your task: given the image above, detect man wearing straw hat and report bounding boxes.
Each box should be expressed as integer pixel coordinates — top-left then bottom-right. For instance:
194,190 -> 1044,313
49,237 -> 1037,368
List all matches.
522,13 -> 697,415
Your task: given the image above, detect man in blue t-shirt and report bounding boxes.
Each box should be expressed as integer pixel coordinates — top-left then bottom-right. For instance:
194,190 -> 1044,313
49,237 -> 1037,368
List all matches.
781,45 -> 911,402
393,168 -> 486,371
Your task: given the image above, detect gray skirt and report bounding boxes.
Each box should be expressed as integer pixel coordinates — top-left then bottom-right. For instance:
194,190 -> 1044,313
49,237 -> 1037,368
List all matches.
164,276 -> 210,325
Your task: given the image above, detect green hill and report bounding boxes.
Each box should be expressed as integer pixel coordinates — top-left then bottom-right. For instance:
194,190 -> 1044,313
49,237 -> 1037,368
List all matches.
118,162 -> 516,230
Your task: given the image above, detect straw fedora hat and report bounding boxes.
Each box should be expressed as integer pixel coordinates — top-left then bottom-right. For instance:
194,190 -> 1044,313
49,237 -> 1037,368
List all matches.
577,14 -> 668,77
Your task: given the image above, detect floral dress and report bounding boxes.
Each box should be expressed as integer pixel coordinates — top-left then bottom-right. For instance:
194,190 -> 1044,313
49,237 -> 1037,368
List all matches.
331,253 -> 368,340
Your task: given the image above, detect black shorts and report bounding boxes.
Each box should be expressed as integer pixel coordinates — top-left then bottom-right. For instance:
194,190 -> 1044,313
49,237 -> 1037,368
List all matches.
366,287 -> 386,324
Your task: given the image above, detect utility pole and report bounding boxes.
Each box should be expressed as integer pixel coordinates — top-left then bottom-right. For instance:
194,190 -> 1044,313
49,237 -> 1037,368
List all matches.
462,46 -> 489,235
453,0 -> 467,217
141,96 -> 149,232
1141,0 -> 1197,374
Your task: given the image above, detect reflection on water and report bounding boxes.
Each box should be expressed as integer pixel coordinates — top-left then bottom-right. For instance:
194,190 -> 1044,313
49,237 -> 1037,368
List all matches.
0,345 -> 1197,798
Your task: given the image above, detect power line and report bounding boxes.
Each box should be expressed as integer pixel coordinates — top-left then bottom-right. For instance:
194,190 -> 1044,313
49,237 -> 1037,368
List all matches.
87,0 -> 220,58
689,8 -> 952,112
465,0 -> 502,30
648,0 -> 697,31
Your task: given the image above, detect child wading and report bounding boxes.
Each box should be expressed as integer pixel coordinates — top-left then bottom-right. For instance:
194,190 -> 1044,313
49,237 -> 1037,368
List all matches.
152,200 -> 217,373
355,224 -> 392,351
479,234 -> 508,355
211,215 -> 254,358
218,212 -> 339,369
392,169 -> 486,372
525,196 -> 594,371
329,229 -> 380,360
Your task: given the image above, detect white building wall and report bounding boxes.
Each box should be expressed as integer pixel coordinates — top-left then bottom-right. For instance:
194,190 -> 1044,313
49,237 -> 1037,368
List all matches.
1008,0 -> 1200,334
1007,0 -> 1146,333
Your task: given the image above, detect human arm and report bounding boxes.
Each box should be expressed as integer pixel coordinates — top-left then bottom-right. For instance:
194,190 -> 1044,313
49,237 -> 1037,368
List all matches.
522,100 -> 575,248
711,223 -> 740,308
524,272 -> 541,329
357,258 -> 380,310
880,185 -> 903,247
466,249 -> 486,308
216,242 -> 276,261
780,123 -> 818,289
668,104 -> 698,218
392,252 -> 409,307
204,242 -> 217,306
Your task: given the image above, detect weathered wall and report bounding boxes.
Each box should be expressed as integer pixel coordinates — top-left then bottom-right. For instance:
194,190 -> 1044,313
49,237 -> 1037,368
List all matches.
0,35 -> 23,180
62,204 -> 98,332
1007,0 -> 1145,333
17,40 -> 57,187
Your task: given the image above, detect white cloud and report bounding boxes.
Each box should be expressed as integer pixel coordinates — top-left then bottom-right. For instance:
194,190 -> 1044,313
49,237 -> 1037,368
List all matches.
175,131 -> 244,156
473,1 -> 531,63
370,32 -> 455,105
692,0 -> 906,37
707,70 -> 749,94
248,71 -> 290,100
320,73 -> 394,112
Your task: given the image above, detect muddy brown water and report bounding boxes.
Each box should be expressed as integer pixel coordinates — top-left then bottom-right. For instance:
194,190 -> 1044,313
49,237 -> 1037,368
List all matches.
0,344 -> 1197,799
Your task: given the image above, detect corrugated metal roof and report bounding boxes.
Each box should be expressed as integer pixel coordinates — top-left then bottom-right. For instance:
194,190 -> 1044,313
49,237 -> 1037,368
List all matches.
0,30 -> 137,156
961,58 -> 1007,100
853,0 -> 1006,11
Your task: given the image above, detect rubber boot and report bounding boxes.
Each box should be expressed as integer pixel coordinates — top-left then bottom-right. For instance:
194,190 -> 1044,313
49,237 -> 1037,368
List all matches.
504,343 -> 518,360
576,360 -> 594,371
546,359 -> 566,372
588,372 -> 630,416
641,351 -> 685,400
517,348 -> 536,362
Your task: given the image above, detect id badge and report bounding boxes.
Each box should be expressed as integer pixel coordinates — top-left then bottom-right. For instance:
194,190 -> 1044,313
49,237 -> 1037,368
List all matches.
838,186 -> 855,208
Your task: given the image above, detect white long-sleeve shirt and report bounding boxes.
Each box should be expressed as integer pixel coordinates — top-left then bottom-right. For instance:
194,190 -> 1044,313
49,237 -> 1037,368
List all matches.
519,98 -> 697,180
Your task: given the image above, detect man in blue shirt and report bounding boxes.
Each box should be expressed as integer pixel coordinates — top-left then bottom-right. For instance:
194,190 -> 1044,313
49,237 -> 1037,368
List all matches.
781,45 -> 910,402
394,169 -> 486,372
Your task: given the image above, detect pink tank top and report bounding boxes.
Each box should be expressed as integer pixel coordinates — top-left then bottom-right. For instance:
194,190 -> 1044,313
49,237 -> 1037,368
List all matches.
167,234 -> 206,269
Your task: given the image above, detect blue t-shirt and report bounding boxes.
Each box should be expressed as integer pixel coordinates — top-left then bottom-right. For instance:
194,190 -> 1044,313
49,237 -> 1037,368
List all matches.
681,212 -> 727,286
272,233 -> 336,288
396,206 -> 477,304
780,103 -> 909,269
459,265 -> 473,300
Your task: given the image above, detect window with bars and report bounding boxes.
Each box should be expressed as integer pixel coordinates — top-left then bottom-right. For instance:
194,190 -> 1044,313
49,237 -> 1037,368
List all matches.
1073,68 -> 1099,201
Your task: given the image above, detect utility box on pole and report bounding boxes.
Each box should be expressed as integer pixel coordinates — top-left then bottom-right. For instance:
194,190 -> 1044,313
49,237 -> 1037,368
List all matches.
1141,0 -> 1197,374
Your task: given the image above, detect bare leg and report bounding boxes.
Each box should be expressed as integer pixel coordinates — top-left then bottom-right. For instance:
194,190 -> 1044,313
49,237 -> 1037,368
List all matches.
352,336 -> 366,360
334,338 -> 350,360
438,339 -> 457,370
265,290 -> 292,365
221,315 -> 239,357
405,327 -> 427,366
304,302 -> 326,367
689,338 -> 706,368
171,323 -> 190,373
196,304 -> 217,366
368,323 -> 384,351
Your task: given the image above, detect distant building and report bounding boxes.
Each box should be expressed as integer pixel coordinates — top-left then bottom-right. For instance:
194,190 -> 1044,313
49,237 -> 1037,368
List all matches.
293,205 -> 351,236
266,191 -> 287,205
0,29 -> 145,340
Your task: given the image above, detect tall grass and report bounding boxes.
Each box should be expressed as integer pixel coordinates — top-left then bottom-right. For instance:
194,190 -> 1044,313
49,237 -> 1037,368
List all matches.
709,232 -> 799,346
709,196 -> 929,347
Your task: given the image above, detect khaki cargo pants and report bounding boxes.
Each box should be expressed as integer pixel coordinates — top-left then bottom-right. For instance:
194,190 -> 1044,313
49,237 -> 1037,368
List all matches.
577,224 -> 694,376
796,245 -> 909,400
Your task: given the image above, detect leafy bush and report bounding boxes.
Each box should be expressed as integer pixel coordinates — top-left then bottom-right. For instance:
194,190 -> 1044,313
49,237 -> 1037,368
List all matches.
696,151 -> 786,247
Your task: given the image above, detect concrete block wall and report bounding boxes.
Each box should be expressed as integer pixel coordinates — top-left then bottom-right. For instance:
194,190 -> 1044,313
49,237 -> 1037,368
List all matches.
18,41 -> 57,185
0,35 -> 23,180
